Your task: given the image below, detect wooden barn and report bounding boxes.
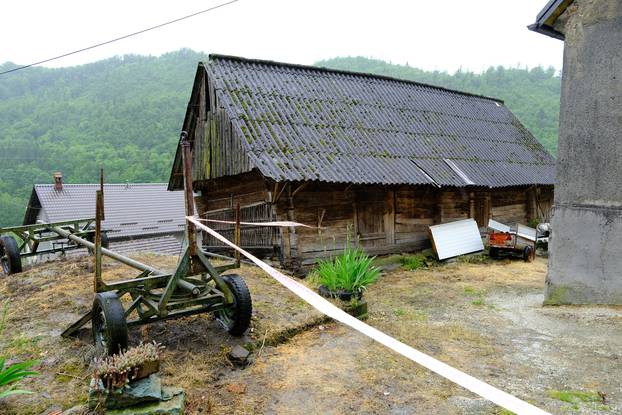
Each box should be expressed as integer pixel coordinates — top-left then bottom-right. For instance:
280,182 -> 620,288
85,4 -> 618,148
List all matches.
168,55 -> 555,271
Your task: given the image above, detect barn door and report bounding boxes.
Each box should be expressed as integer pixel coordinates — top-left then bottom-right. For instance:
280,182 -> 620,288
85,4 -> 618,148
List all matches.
355,190 -> 394,248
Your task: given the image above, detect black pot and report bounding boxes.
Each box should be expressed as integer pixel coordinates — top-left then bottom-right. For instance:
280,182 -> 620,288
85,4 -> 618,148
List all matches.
346,299 -> 368,320
318,285 -> 362,301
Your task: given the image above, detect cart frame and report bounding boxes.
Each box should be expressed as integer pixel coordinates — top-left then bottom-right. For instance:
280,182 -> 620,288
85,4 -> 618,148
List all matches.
57,131 -> 250,355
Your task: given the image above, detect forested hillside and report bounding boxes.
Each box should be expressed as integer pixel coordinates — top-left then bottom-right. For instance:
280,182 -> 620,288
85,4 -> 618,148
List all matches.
0,49 -> 206,226
0,51 -> 560,226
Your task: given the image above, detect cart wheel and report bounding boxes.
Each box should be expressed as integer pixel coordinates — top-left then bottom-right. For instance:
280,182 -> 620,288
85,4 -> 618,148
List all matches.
489,247 -> 499,259
100,232 -> 110,249
216,274 -> 252,336
0,236 -> 22,275
523,246 -> 534,263
86,232 -> 110,251
92,291 -> 128,355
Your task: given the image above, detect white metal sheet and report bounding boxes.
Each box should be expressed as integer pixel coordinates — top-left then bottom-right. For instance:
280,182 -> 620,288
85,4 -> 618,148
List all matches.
517,224 -> 537,242
429,219 -> 485,260
488,219 -> 511,233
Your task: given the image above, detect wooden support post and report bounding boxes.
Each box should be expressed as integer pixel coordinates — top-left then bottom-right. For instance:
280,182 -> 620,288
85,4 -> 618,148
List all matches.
234,202 -> 241,267
385,190 -> 396,245
527,187 -> 537,222
94,189 -> 104,293
469,192 -> 476,220
287,184 -> 297,258
181,131 -> 197,257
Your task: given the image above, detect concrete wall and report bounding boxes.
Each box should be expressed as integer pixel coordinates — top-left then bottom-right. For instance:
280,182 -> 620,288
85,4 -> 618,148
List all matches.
546,0 -> 622,304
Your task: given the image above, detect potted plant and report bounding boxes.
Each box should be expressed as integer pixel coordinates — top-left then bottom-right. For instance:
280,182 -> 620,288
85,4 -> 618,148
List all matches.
316,245 -> 380,319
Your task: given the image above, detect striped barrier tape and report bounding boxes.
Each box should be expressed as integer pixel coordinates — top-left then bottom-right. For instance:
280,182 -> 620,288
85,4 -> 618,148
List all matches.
187,216 -> 550,415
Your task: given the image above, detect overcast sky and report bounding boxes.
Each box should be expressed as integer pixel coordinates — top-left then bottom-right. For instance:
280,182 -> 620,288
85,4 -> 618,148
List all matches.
0,0 -> 563,73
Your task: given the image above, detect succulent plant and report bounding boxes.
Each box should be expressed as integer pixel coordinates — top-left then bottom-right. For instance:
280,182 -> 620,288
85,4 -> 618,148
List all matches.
92,341 -> 163,391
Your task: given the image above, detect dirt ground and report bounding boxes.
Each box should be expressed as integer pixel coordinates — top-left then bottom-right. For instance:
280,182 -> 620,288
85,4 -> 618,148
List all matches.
1,253 -> 621,415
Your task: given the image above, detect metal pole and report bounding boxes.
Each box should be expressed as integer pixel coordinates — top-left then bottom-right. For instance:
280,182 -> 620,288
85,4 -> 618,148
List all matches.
181,131 -> 197,257
47,224 -> 200,295
234,202 -> 241,267
49,224 -> 162,275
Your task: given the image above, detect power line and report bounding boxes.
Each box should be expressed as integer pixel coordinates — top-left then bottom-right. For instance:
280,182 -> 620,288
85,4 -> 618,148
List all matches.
0,0 -> 240,76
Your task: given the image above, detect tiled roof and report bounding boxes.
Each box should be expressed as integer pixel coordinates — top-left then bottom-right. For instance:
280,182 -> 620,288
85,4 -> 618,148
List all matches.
170,55 -> 555,189
24,183 -> 185,240
110,235 -> 183,256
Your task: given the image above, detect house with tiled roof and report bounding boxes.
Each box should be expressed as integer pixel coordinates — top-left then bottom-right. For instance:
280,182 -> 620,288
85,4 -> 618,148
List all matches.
168,55 -> 555,271
24,177 -> 185,255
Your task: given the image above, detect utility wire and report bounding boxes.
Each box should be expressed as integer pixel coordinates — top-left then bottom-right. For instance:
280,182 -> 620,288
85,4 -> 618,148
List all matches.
0,0 -> 240,76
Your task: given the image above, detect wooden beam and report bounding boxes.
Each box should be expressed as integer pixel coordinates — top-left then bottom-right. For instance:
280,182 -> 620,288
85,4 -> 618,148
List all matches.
273,182 -> 288,204
384,190 -> 395,245
291,182 -> 309,198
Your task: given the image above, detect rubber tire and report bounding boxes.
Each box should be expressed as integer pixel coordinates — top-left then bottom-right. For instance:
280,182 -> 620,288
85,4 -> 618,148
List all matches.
523,246 -> 534,263
488,247 -> 499,259
0,236 -> 22,275
86,231 -> 110,251
216,274 -> 252,336
100,232 -> 110,249
92,291 -> 128,356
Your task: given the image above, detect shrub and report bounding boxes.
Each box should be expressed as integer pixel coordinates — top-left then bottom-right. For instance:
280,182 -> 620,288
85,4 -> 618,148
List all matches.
317,246 -> 380,295
401,254 -> 426,270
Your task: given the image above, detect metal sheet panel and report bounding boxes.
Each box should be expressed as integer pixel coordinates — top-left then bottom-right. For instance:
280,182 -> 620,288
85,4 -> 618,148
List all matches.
488,219 -> 511,233
517,224 -> 537,242
429,219 -> 485,260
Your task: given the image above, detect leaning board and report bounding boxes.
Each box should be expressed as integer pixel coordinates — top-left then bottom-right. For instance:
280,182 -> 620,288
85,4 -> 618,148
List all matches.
429,219 -> 485,260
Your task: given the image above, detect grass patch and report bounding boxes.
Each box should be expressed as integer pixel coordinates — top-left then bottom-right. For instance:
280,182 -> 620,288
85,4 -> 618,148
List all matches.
401,254 -> 427,270
373,254 -> 404,268
471,298 -> 486,306
457,253 -> 490,264
463,287 -> 488,307
392,307 -> 427,321
548,389 -> 604,404
463,287 -> 485,296
4,334 -> 42,357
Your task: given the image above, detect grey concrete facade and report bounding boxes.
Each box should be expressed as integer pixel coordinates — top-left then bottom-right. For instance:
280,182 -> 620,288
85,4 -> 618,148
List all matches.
546,0 -> 622,304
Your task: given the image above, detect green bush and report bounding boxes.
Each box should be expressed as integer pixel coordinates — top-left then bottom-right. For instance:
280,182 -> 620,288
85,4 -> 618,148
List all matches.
401,254 -> 427,270
317,246 -> 380,294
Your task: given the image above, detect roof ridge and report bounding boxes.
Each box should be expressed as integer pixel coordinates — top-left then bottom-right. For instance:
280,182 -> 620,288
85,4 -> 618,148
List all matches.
208,54 -> 504,104
34,183 -> 168,187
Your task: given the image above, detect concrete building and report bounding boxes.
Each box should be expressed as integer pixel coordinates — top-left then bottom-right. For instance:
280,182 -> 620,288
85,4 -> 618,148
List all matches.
530,0 -> 622,303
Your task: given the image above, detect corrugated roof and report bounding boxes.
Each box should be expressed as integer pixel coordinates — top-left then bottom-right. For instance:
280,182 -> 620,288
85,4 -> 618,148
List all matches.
24,183 -> 185,240
170,55 -> 555,189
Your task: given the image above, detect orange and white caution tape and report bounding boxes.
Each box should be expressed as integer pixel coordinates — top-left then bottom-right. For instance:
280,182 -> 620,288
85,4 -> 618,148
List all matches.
196,218 -> 317,228
187,216 -> 550,415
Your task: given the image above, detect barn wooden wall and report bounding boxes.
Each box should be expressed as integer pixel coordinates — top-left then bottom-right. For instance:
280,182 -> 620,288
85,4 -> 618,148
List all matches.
195,174 -> 553,270
190,76 -> 254,183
